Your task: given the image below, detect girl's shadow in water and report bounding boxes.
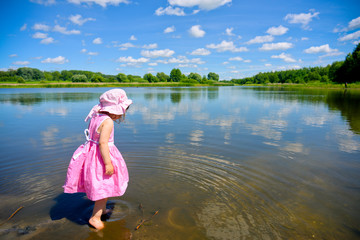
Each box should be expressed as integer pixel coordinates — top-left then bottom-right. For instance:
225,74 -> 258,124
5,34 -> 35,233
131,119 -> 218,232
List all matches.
50,193 -> 94,225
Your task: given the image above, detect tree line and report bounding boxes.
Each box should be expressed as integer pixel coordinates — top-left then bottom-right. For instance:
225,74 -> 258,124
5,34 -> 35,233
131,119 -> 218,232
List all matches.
1,43 -> 358,85
231,43 -> 360,85
0,66 -> 220,84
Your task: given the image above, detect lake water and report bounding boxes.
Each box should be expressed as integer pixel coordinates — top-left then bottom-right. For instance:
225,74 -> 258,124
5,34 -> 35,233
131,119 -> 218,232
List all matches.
0,86 -> 359,240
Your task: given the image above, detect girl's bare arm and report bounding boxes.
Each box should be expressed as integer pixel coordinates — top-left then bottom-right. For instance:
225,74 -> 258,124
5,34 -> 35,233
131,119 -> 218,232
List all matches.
98,118 -> 114,176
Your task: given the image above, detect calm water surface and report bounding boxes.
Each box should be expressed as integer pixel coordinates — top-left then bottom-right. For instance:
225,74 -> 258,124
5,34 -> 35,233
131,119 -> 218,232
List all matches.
0,86 -> 359,240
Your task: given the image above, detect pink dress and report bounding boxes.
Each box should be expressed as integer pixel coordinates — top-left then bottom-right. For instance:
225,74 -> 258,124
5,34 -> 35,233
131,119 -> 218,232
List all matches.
63,114 -> 129,201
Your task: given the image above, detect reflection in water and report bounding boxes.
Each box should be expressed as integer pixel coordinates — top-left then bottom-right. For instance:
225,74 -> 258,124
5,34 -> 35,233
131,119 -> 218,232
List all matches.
0,92 -> 99,105
251,87 -> 360,134
0,87 -> 359,240
326,90 -> 360,134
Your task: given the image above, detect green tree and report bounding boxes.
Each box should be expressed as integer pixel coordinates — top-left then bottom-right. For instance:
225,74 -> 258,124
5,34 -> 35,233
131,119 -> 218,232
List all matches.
91,74 -> 105,82
156,72 -> 170,82
170,68 -> 182,82
143,73 -> 158,82
116,73 -> 128,82
269,73 -> 279,83
44,72 -> 53,81
71,74 -> 88,82
16,67 -> 34,80
32,68 -> 44,80
52,71 -> 61,81
335,43 -> 360,83
201,75 -> 207,83
106,76 -> 116,82
207,72 -> 219,81
329,61 -> 343,81
61,70 -> 73,81
17,76 -> 26,83
308,71 -> 321,81
321,75 -> 329,83
188,72 -> 202,82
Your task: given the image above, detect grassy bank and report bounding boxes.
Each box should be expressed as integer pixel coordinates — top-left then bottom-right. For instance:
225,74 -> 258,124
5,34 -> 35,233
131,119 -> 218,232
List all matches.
0,81 -> 235,88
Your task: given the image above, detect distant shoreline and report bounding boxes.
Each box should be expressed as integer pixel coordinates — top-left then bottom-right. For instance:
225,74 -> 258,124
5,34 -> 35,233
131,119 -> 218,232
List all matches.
0,81 -> 359,89
0,82 -> 232,88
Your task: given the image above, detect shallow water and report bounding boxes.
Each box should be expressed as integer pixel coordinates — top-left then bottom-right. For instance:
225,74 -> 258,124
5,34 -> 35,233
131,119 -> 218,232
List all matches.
0,86 -> 359,239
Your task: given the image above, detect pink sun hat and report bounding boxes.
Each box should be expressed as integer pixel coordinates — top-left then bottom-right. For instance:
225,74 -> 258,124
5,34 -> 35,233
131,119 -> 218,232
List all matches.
85,89 -> 132,122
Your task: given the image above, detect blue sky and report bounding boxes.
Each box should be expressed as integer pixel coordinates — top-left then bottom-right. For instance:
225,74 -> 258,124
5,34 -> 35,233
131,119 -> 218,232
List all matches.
1,0 -> 360,80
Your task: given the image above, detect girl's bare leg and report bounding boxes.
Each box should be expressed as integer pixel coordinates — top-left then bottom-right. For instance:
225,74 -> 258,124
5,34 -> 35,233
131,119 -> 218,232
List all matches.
89,198 -> 107,230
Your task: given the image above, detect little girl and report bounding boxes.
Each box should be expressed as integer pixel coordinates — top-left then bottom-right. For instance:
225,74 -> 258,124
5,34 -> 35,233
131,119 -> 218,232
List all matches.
63,88 -> 132,230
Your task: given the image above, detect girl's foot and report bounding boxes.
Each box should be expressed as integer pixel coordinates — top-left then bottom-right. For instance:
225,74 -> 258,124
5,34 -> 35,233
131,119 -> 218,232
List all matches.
89,217 -> 104,230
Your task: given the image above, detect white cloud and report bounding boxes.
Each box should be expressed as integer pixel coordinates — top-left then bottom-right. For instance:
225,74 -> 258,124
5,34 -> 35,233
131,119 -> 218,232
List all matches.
225,27 -> 235,36
155,6 -> 186,16
284,10 -> 319,30
168,0 -> 232,10
336,16 -> 360,32
271,52 -> 296,62
53,25 -> 80,35
164,26 -> 176,33
13,61 -> 30,65
148,62 -> 158,66
34,33 -> 52,43
259,42 -> 294,51
142,43 -> 158,49
32,32 -> 48,39
130,35 -> 137,40
30,0 -> 55,5
177,63 -> 198,68
347,16 -> 360,31
116,42 -> 136,50
301,37 -> 309,41
9,54 -> 17,58
41,56 -> 68,64
229,57 -> 243,61
88,51 -> 99,56
246,35 -> 274,44
81,49 -> 87,53
116,56 -> 149,66
68,0 -> 130,8
20,24 -> 27,31
93,37 -> 103,44
141,49 -> 175,58
266,25 -> 288,36
338,30 -> 360,41
41,37 -> 55,44
157,56 -> 205,66
167,56 -> 204,64
206,40 -> 249,52
69,14 -> 95,26
304,44 -> 337,54
190,48 -> 211,56
189,25 -> 206,38
265,63 -> 272,67
33,23 -> 50,31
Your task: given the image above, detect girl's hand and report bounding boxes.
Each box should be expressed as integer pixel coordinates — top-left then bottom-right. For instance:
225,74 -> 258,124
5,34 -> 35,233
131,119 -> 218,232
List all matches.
105,163 -> 114,176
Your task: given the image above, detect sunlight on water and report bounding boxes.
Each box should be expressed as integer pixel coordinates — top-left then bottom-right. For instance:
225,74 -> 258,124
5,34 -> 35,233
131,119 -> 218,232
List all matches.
0,87 -> 359,239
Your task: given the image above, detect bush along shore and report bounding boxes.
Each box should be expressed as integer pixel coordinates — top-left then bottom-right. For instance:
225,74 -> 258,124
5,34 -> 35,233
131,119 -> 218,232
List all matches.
1,43 -> 359,89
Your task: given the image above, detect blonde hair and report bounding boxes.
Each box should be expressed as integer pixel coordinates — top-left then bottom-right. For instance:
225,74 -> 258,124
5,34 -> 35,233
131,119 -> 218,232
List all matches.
99,105 -> 129,124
